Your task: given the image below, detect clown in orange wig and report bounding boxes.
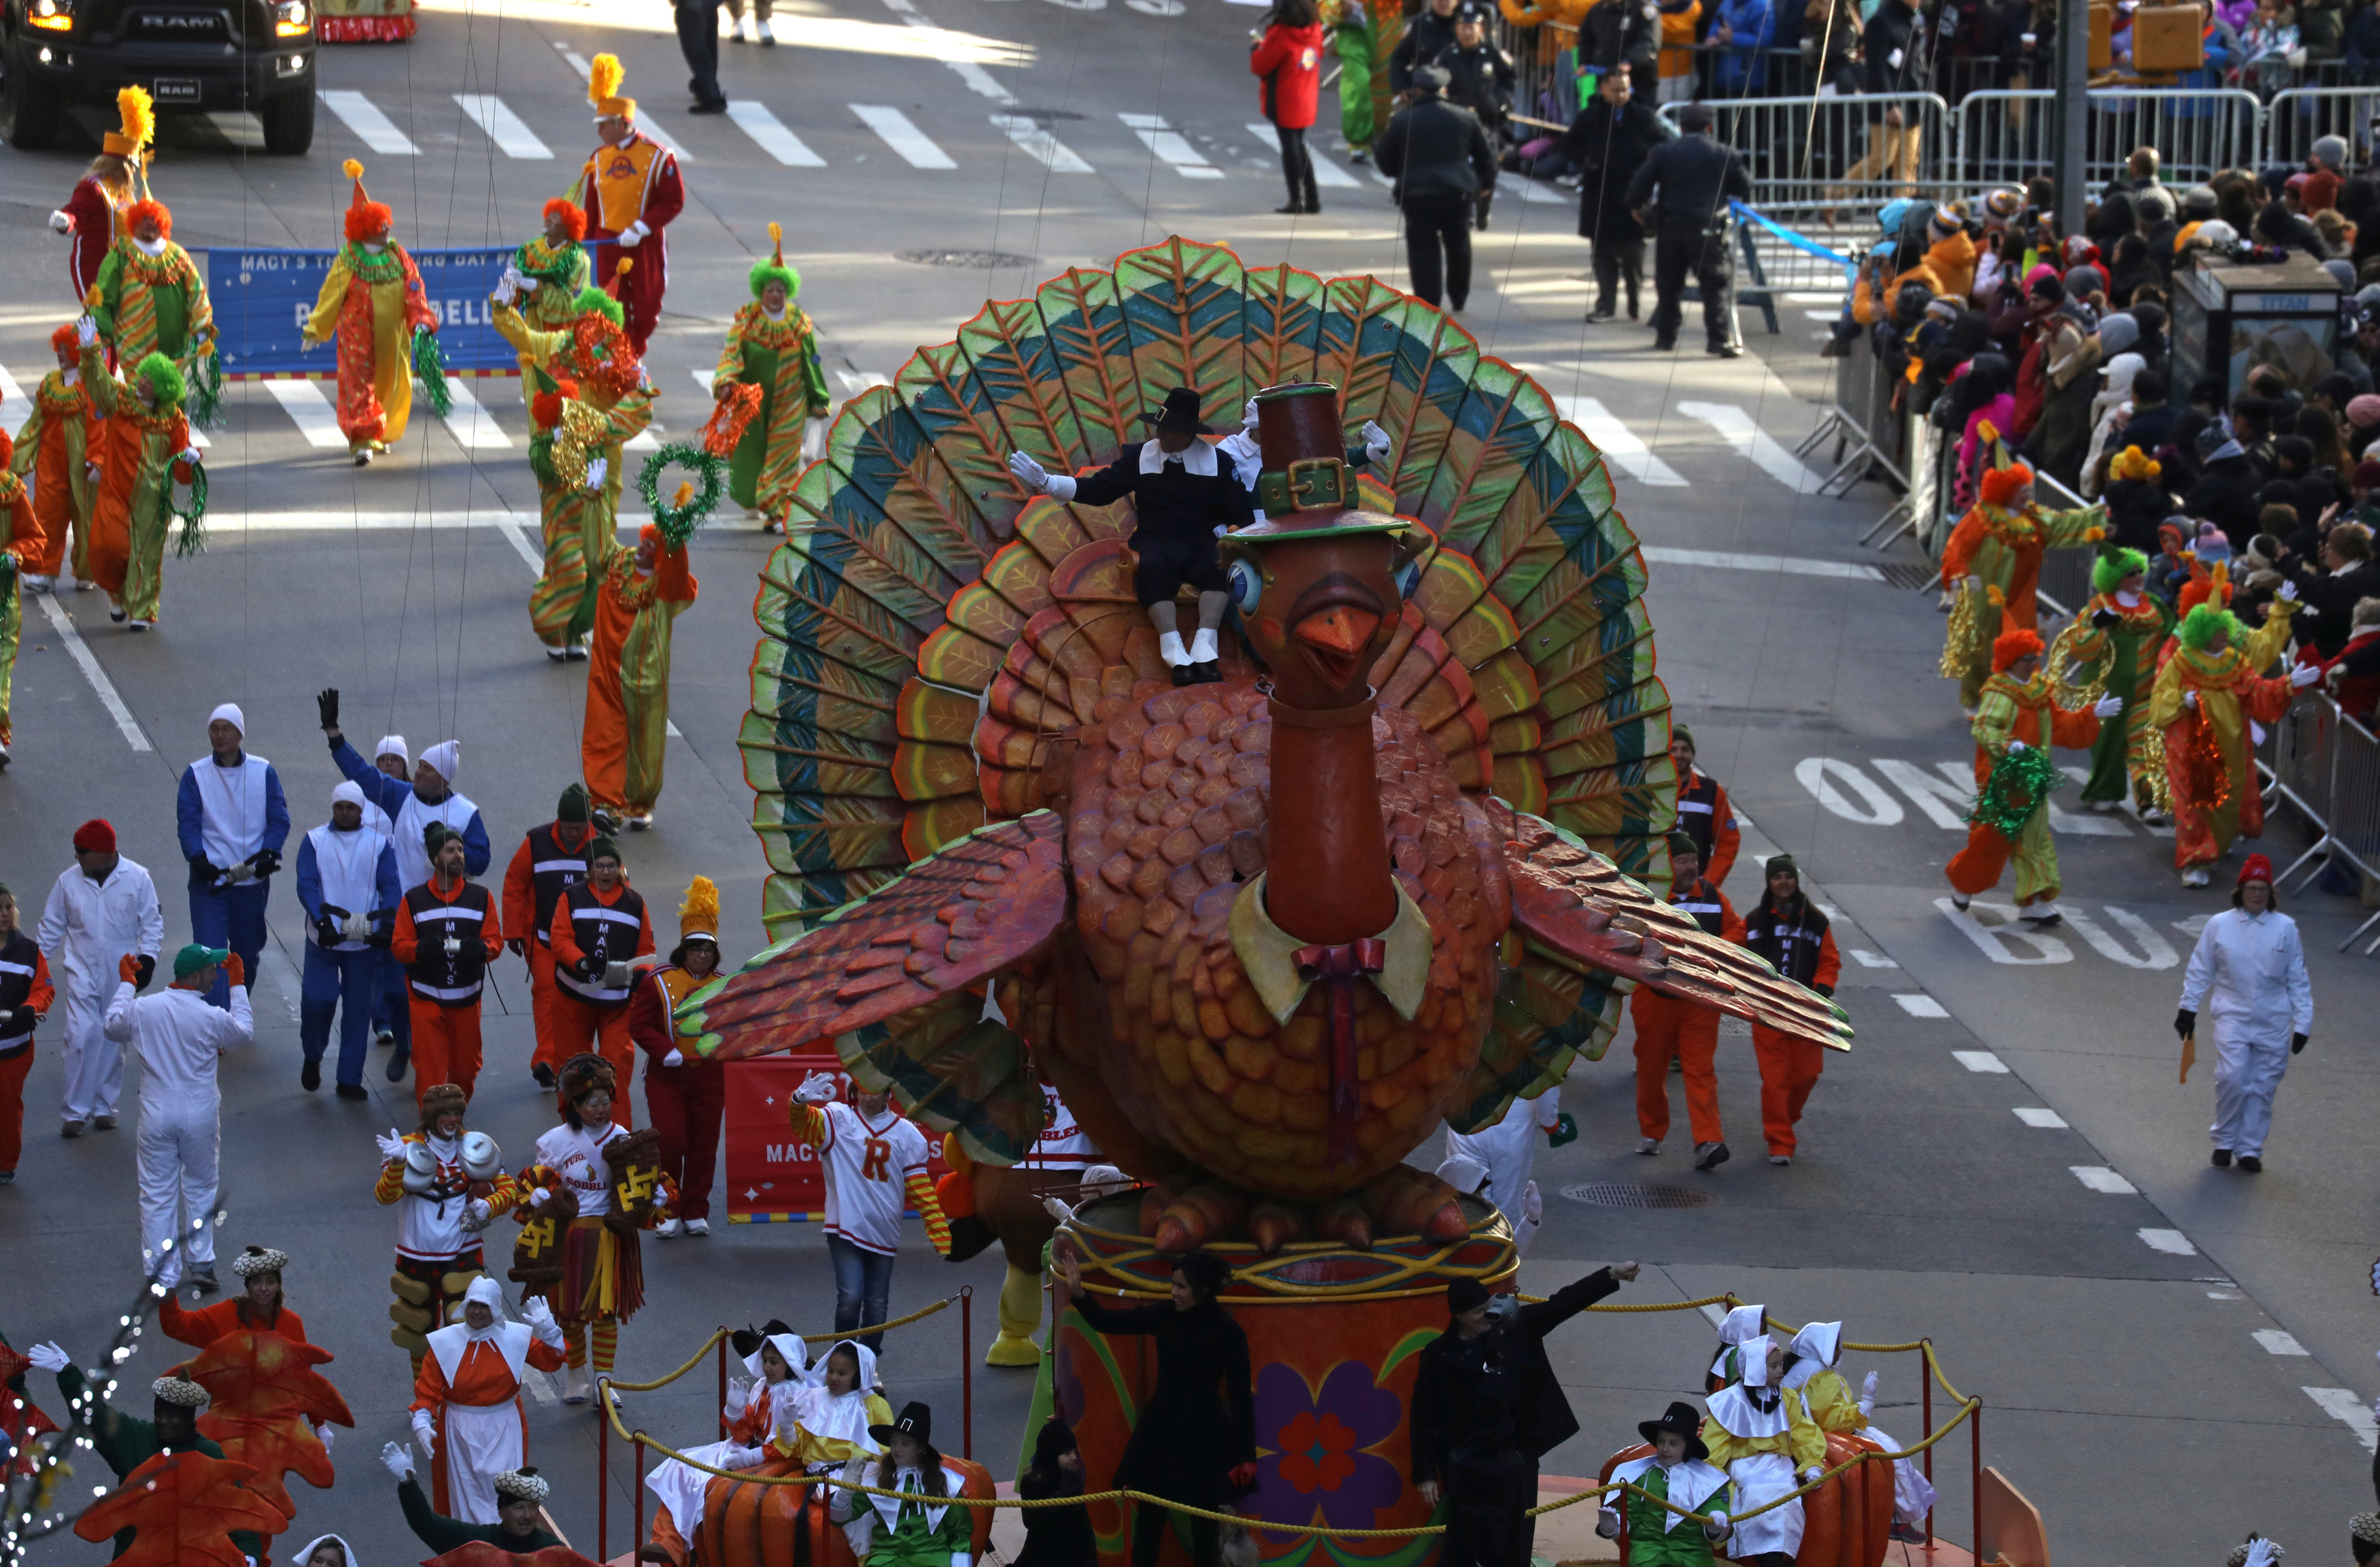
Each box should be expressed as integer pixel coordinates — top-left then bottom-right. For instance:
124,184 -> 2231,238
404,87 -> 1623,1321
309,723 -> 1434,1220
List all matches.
302,161 -> 441,464
7,323 -> 101,590
90,196 -> 214,385
1945,623 -> 2124,923
505,199 -> 592,429
1939,454 -> 2109,709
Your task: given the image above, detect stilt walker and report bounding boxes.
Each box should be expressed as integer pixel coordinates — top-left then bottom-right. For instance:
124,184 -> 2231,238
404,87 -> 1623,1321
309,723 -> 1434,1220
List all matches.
2066,543 -> 2175,818
577,54 -> 683,357
10,324 -> 103,594
710,223 -> 827,530
50,90 -> 150,303
375,1083 -> 518,1370
501,785 -> 597,1088
506,199 -> 592,426
2151,594 -> 2317,886
78,318 -> 203,631
1944,625 -> 2122,924
89,198 -> 218,424
547,837 -> 653,1117
583,525 -> 698,829
301,160 -> 445,467
1937,454 -> 2107,710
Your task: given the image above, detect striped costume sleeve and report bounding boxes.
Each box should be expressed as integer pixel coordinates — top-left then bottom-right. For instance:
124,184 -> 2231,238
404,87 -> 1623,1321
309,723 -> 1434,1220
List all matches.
904,1170 -> 950,1257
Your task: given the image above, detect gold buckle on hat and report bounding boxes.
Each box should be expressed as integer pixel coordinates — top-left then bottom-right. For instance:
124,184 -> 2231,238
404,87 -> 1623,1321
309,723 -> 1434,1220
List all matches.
1257,456 -> 1348,516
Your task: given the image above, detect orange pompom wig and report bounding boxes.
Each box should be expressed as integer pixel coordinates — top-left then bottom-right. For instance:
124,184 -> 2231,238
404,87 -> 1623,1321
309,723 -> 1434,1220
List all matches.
531,376 -> 579,432
1979,462 -> 2035,510
126,199 -> 171,239
1992,627 -> 2045,671
542,198 -> 587,241
50,323 -> 80,355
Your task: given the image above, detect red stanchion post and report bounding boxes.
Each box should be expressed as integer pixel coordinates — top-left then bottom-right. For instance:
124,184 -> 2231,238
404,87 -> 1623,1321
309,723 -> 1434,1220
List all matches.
1919,1340 -> 1933,1549
717,1328 -> 730,1438
961,1285 -> 974,1459
598,1379 -> 610,1562
1969,1400 -> 1982,1563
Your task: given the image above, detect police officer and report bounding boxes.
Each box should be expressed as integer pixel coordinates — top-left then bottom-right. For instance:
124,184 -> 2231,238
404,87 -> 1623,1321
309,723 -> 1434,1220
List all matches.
1376,64 -> 1499,311
1623,101 -> 1750,357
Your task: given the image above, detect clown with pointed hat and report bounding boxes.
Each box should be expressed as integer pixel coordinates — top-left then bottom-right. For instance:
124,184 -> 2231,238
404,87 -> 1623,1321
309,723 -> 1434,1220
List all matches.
1937,439 -> 2109,711
709,222 -> 828,531
2064,524 -> 2176,819
302,160 -> 445,465
49,88 -> 153,302
633,877 -> 728,1237
2149,577 -> 2315,886
509,338 -> 655,660
575,52 -> 684,357
581,514 -> 700,829
502,197 -> 593,429
89,182 -> 216,415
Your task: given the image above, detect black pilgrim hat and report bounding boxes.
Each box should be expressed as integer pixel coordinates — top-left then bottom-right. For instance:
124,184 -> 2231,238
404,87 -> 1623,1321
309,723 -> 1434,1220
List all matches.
729,1319 -> 798,1359
1144,386 -> 1213,436
870,1400 -> 935,1447
1637,1401 -> 1710,1462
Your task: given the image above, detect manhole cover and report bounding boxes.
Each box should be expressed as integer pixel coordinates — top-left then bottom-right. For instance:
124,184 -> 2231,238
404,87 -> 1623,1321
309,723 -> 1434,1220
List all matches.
1560,1181 -> 1715,1210
1876,562 -> 1939,592
897,248 -> 1038,269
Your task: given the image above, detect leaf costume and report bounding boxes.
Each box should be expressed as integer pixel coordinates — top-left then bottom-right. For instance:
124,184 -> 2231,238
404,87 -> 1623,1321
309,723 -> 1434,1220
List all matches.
1938,490 -> 2107,707
583,532 -> 698,816
10,358 -> 101,582
1945,667 -> 2102,907
2149,601 -> 2300,872
715,300 -> 827,523
82,343 -> 195,625
184,1328 -> 354,1520
55,1364 -> 270,1563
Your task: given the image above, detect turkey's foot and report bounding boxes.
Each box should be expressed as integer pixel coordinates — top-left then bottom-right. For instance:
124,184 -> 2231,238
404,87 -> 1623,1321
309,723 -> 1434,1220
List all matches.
1152,1178 -> 1252,1252
1246,1198 -> 1310,1256
1359,1165 -> 1469,1243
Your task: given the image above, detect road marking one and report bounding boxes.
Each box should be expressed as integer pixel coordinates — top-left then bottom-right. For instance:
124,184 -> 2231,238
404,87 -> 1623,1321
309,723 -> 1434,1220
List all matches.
994,114 -> 1093,172
1119,112 -> 1222,177
2138,1227 -> 2197,1256
1242,122 -> 1359,186
1796,758 -> 1903,826
1951,1049 -> 2006,1073
320,90 -> 420,155
453,95 -> 554,159
264,380 -> 349,449
1557,397 -> 1686,487
726,102 -> 828,167
35,595 -> 152,752
2254,1329 -> 2309,1355
2012,1107 -> 2067,1128
1676,401 -> 1829,494
852,104 -> 957,169
2069,1165 -> 2137,1194
2305,1387 -> 2380,1451
1892,994 -> 1947,1017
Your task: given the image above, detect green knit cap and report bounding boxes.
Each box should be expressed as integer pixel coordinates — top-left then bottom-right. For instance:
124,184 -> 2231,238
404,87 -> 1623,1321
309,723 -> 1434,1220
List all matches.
135,352 -> 185,409
558,783 -> 590,823
2092,546 -> 2149,594
1765,854 -> 1798,879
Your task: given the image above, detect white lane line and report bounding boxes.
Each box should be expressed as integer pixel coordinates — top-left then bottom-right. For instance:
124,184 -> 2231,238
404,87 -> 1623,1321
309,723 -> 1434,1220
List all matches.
851,104 -> 956,169
320,90 -> 420,155
440,381 -> 514,450
2070,1165 -> 2138,1194
1676,401 -> 1829,494
2012,1107 -> 2067,1128
454,95 -> 554,160
498,520 -> 544,573
2305,1387 -> 2380,1451
0,367 -> 26,405
995,114 -> 1093,172
526,1369 -> 560,1405
1639,545 -> 1884,582
1848,949 -> 1898,968
1120,112 -> 1222,178
726,101 -> 826,167
1892,993 -> 1948,1017
1951,1049 -> 2007,1074
1242,123 -> 1358,187
1555,396 -> 1686,487
264,381 -> 350,449
2139,1227 -> 2197,1256
36,595 -> 152,751
2254,1329 -> 2309,1355
833,369 -> 889,396
881,0 -> 1015,102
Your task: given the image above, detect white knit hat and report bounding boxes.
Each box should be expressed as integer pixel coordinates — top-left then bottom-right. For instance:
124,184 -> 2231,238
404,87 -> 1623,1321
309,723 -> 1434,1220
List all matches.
231,1245 -> 288,1278
208,703 -> 244,735
419,740 -> 459,784
374,735 -> 409,766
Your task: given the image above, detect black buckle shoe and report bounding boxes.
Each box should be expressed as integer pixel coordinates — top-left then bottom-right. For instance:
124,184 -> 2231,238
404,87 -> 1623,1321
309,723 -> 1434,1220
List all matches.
1189,661 -> 1223,685
1170,662 -> 1196,687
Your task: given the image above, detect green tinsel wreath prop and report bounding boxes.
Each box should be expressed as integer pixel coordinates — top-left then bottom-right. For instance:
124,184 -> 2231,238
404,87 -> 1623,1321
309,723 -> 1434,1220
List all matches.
636,442 -> 724,549
167,462 -> 210,558
183,346 -> 225,432
1967,743 -> 2062,838
412,327 -> 454,420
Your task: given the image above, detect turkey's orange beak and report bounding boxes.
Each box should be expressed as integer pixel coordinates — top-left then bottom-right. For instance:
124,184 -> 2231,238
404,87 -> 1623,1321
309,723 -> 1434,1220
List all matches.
1294,603 -> 1380,690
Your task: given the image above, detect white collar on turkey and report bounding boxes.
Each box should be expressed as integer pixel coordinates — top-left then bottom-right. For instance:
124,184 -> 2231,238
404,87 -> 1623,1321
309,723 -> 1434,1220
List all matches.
1140,439 -> 1219,477
798,1339 -> 883,1449
426,1278 -> 534,1385
1230,872 -> 1432,1024
1608,1455 -> 1728,1528
865,1462 -> 972,1532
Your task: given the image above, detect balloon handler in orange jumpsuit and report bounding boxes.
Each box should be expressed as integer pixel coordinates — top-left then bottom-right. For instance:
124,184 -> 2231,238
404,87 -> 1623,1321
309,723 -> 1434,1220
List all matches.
1631,832 -> 1743,1171
1740,857 -> 1842,1165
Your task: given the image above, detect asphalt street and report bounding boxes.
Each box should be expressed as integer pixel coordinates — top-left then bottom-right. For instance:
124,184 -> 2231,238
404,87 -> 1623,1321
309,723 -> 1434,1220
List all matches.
0,0 -> 2375,1561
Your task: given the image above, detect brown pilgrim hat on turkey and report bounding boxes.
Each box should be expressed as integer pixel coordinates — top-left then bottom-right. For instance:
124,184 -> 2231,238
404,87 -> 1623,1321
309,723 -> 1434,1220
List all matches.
1229,382 -> 1416,539
1144,386 -> 1213,435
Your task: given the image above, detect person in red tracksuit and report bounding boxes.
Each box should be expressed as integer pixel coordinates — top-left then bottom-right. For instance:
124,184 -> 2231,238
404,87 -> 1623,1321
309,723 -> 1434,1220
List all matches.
548,836 -> 652,1128
1631,834 -> 1743,1172
1668,726 -> 1740,888
0,883 -> 55,1185
500,784 -> 597,1090
1251,0 -> 1325,215
634,876 -> 725,1237
392,824 -> 504,1109
1741,854 -> 1841,1165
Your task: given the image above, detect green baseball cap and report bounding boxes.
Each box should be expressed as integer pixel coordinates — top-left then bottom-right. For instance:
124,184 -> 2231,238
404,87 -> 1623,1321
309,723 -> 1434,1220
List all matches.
173,943 -> 229,979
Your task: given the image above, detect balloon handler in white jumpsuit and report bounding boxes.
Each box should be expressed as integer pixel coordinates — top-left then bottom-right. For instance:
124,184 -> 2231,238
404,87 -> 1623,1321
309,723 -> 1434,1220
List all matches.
104,942 -> 253,1291
2175,853 -> 2313,1174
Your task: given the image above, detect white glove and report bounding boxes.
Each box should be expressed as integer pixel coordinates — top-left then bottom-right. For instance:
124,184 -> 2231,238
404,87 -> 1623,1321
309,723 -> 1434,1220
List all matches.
603,960 -> 632,989
1801,1466 -> 1825,1484
342,912 -> 371,942
178,446 -> 201,467
2279,579 -> 2300,603
801,414 -> 828,465
522,1295 -> 562,1345
619,220 -> 649,246
796,1070 -> 840,1105
411,1409 -> 437,1460
2092,694 -> 2124,718
1960,573 -> 1983,594
26,1341 -> 70,1373
952,1553 -> 972,1567
461,1198 -> 493,1233
375,1129 -> 407,1162
663,1047 -> 685,1067
2291,662 -> 2322,688
2005,739 -> 2028,753
316,1422 -> 335,1454
48,209 -> 71,233
530,1186 -> 552,1207
1595,1506 -> 1621,1539
1361,419 -> 1391,464
76,316 -> 98,349
380,1439 -> 413,1480
2245,1540 -> 2278,1567
1040,1194 -> 1076,1223
726,1375 -> 753,1418
585,456 -> 608,494
723,1444 -> 768,1471
2183,689 -> 2200,710
1007,450 -> 1050,491
1858,1369 -> 1877,1417
1522,1179 -> 1542,1226
1701,1514 -> 1731,1543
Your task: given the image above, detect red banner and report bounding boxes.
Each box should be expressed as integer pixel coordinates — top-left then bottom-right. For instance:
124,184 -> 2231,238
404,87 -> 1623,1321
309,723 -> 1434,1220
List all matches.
722,1056 -> 947,1222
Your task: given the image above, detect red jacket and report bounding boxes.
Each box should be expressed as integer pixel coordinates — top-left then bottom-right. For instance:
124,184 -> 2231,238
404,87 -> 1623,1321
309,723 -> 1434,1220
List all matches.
2314,629 -> 2380,724
1251,22 -> 1325,129
158,1294 -> 309,1349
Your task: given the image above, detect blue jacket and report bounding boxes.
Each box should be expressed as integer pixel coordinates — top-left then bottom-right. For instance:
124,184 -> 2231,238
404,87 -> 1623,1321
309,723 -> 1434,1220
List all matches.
1712,0 -> 1774,92
296,828 -> 402,944
331,739 -> 492,879
175,754 -> 290,888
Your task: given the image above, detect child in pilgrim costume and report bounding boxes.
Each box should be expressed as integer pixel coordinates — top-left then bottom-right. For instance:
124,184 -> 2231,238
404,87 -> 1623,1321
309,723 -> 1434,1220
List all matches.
831,1402 -> 977,1567
1595,1402 -> 1731,1566
639,1321 -> 811,1560
1006,388 -> 1253,686
1778,1320 -> 1935,1543
404,1275 -> 566,1523
1702,1301 -> 1765,1392
386,1449 -> 565,1554
1699,1334 -> 1824,1567
294,1533 -> 362,1567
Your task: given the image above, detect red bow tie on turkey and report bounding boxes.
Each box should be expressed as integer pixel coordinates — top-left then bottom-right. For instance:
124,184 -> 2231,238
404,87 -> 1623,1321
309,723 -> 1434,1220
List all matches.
1293,938 -> 1386,1166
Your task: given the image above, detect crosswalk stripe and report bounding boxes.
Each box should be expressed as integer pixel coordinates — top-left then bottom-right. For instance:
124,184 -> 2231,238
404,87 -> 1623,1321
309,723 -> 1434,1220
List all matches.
440,380 -> 514,449
726,102 -> 826,167
264,381 -> 349,448
851,104 -> 955,169
0,368 -> 27,407
1676,401 -> 1826,494
1121,113 -> 1221,178
1554,396 -> 1685,488
994,114 -> 1092,172
454,95 -> 554,160
879,0 -> 1016,103
320,90 -> 420,155
693,371 -> 715,392
1241,124 -> 1357,188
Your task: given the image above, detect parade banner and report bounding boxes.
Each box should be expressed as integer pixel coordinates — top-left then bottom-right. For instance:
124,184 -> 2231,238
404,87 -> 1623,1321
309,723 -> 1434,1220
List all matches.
196,244 -> 519,379
723,1055 -> 949,1222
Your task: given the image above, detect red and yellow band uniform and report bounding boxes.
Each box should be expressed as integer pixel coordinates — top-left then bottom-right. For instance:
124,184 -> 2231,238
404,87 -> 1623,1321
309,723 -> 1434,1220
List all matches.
577,54 -> 682,357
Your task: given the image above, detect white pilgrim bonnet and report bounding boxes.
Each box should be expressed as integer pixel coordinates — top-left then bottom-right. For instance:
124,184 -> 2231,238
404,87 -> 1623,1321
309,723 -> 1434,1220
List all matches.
1735,1334 -> 1774,1388
798,1338 -> 884,1451
291,1534 -> 360,1567
743,1330 -> 810,1383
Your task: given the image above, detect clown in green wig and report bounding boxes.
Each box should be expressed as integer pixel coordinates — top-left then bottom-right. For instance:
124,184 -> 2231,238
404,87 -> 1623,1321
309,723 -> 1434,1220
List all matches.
79,329 -> 204,630
2069,542 -> 2173,814
133,352 -> 185,410
713,220 -> 827,530
2149,587 -> 2309,885
2091,546 -> 2149,596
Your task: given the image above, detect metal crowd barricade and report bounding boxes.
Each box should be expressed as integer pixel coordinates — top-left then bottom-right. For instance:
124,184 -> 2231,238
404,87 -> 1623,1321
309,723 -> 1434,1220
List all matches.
1955,86 -> 2262,192
1803,324 -> 1911,499
2319,709 -> 2380,952
1661,92 -> 1956,231
2263,86 -> 2380,169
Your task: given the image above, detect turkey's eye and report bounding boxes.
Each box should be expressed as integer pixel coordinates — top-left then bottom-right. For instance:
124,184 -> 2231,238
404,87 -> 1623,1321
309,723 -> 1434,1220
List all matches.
1228,558 -> 1263,616
1395,558 -> 1423,600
